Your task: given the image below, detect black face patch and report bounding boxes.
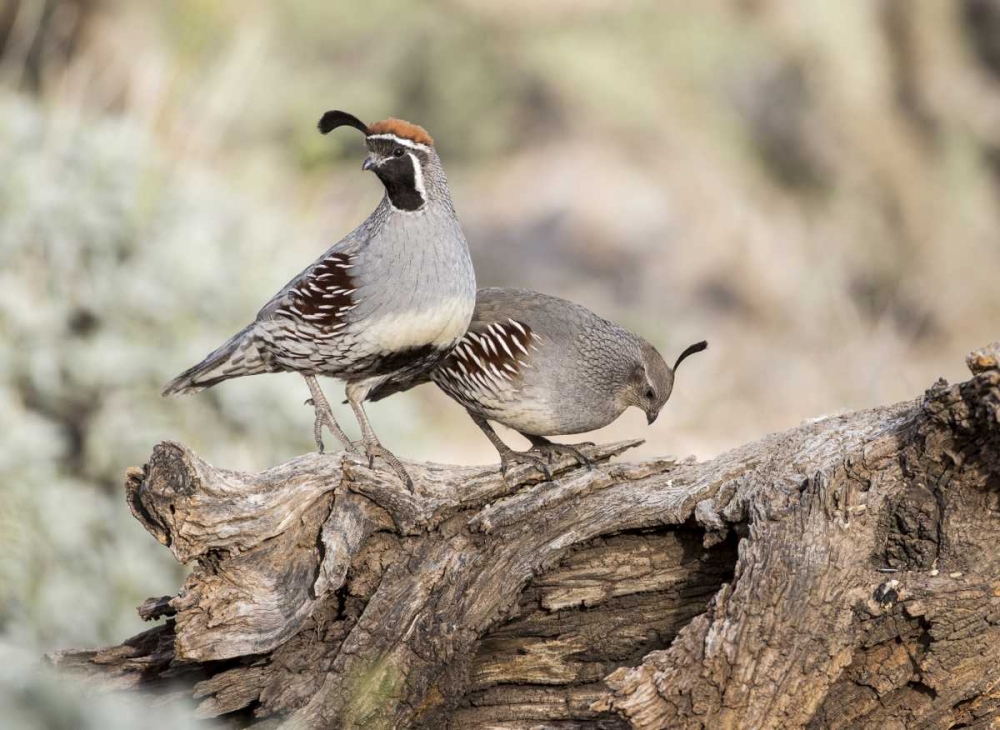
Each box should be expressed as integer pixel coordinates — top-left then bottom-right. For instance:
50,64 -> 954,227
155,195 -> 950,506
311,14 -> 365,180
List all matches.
367,140 -> 426,211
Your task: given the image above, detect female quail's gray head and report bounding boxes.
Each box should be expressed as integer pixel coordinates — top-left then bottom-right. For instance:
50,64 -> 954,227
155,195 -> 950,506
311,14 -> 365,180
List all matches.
317,110 -> 447,212
627,340 -> 708,424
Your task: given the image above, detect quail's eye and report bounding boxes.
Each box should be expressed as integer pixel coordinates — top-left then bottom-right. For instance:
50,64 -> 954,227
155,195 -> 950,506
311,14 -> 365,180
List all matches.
645,388 -> 656,400
392,147 -> 405,157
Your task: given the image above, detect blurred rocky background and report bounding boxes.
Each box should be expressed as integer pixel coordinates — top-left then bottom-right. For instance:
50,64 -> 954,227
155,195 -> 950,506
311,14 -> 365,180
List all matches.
1,0 -> 999,725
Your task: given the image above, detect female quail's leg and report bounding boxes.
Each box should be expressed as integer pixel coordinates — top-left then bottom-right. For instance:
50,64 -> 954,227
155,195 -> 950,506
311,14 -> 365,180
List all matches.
302,375 -> 356,453
469,414 -> 552,481
345,382 -> 413,491
521,433 -> 594,470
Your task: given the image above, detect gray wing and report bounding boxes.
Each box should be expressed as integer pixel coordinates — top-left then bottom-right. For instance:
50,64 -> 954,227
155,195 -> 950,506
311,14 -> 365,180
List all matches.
248,225 -> 373,374
256,224 -> 367,327
473,287 -> 595,337
366,310 -> 539,403
264,249 -> 359,332
365,289 -> 542,403
164,227 -> 371,392
429,295 -> 543,408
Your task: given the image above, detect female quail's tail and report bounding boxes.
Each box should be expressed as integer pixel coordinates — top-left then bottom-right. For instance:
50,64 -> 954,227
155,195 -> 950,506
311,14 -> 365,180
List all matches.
162,324 -> 272,396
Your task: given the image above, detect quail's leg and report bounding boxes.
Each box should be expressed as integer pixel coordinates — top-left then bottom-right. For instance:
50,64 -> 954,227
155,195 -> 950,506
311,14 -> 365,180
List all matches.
302,375 -> 356,454
345,382 -> 413,491
522,434 -> 594,471
469,414 -> 552,481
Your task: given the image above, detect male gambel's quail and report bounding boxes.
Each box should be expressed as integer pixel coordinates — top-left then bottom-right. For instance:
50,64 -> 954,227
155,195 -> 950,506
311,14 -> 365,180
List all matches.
371,288 -> 707,477
162,111 -> 476,488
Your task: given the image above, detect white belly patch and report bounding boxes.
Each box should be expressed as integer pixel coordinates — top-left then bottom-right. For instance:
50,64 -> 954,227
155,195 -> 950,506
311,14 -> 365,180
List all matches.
361,295 -> 473,352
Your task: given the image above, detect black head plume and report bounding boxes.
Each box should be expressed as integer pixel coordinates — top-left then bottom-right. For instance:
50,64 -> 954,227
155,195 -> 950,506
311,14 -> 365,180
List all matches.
673,340 -> 708,371
317,110 -> 369,136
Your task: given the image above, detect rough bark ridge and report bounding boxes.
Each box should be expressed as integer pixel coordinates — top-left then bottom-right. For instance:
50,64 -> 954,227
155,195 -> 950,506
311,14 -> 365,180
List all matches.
52,343 -> 1000,729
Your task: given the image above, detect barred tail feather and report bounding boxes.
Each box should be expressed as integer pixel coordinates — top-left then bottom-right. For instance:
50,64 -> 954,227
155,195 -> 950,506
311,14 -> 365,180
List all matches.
162,325 -> 271,396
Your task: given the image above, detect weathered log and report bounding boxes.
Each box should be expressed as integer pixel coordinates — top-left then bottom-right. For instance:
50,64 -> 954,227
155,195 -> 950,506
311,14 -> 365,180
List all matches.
51,342 -> 1000,729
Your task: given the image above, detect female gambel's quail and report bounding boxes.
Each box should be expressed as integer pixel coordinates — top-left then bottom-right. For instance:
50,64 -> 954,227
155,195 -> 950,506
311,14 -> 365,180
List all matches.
370,288 -> 707,478
162,111 -> 476,489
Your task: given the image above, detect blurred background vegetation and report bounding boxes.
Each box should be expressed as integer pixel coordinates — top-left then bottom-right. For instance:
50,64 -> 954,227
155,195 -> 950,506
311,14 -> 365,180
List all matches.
1,0 -> 999,724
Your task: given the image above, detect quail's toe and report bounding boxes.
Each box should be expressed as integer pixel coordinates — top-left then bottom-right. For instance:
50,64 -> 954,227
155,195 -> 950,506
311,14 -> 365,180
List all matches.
362,440 -> 414,492
498,450 -> 553,482
529,441 -> 594,471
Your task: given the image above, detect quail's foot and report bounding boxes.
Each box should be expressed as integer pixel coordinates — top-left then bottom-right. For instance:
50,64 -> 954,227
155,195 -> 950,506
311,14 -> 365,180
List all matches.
303,375 -> 356,454
525,436 -> 594,471
304,398 -> 357,454
360,438 -> 414,491
497,448 -> 553,482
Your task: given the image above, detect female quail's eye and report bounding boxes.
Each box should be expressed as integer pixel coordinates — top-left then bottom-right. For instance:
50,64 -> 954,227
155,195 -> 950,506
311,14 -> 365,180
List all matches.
646,388 -> 655,400
393,147 -> 405,157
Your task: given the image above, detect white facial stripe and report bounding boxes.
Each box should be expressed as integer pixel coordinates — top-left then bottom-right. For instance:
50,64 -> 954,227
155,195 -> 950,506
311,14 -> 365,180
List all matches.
408,151 -> 426,202
365,133 -> 431,152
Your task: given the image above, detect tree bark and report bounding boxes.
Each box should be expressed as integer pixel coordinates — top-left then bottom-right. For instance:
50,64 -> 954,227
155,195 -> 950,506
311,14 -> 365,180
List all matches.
51,342 -> 1000,729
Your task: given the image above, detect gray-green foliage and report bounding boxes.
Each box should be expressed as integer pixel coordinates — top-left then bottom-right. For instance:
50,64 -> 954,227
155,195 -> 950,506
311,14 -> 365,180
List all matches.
0,93 -> 325,651
0,91 -> 337,724
0,644 -> 211,730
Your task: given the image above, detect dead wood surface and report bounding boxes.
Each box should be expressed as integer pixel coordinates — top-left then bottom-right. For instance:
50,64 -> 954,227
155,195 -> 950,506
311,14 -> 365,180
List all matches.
51,343 -> 1000,729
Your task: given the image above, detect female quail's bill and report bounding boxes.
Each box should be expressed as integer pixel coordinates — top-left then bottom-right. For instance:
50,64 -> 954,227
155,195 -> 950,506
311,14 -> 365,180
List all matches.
162,111 -> 477,489
373,288 -> 706,477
